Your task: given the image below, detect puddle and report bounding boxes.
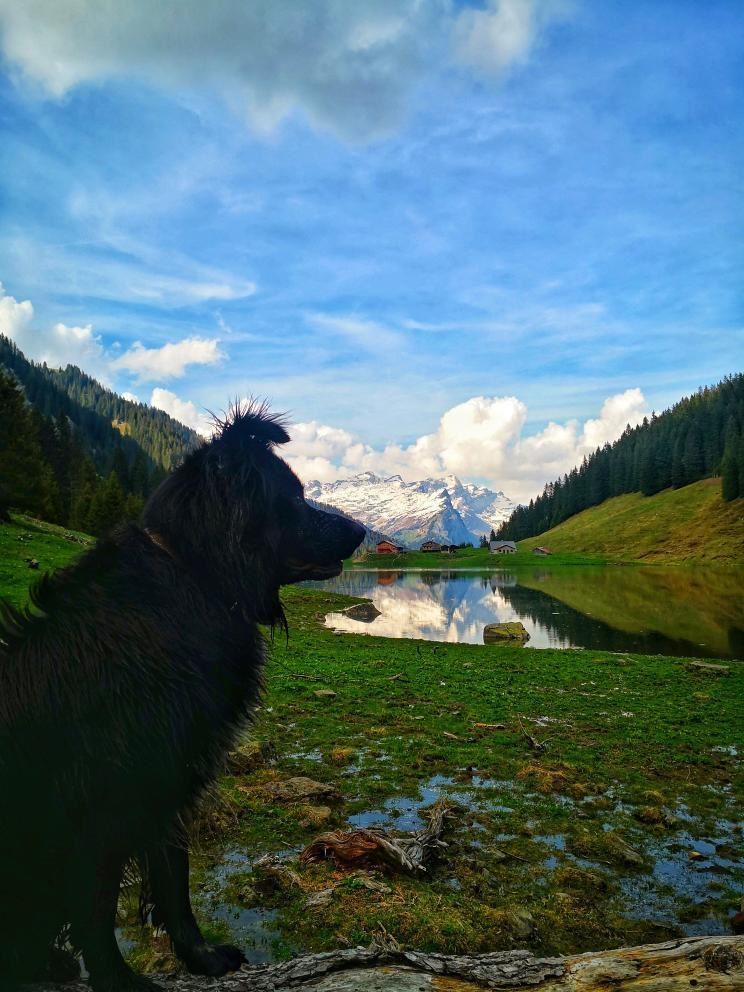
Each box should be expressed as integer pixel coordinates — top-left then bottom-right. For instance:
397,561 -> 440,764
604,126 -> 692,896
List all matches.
287,749 -> 323,762
350,773 -> 520,831
192,846 -> 303,963
205,904 -> 286,964
622,822 -> 743,933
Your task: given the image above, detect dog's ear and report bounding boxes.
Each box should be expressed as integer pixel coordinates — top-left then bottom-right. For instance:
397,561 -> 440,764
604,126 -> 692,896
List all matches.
211,400 -> 290,452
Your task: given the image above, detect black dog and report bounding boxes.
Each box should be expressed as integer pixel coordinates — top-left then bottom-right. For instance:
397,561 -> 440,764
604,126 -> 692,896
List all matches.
0,404 -> 364,990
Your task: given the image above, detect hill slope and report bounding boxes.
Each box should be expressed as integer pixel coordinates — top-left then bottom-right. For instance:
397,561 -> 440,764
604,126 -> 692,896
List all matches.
521,478 -> 744,563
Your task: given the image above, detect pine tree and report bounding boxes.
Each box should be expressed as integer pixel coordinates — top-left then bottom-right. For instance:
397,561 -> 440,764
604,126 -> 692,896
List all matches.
86,471 -> 125,536
0,369 -> 58,519
639,445 -> 658,496
721,440 -> 740,501
671,434 -> 687,488
683,425 -> 705,482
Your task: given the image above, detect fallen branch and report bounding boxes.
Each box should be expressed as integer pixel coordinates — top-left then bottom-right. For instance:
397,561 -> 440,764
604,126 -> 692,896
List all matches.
32,934 -> 744,991
300,798 -> 454,873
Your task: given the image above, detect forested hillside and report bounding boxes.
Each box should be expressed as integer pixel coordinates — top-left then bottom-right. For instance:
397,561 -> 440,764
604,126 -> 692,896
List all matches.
498,374 -> 744,541
0,336 -> 200,534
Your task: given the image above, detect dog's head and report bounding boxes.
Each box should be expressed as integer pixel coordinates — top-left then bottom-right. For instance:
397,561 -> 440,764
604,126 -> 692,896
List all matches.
142,403 -> 365,624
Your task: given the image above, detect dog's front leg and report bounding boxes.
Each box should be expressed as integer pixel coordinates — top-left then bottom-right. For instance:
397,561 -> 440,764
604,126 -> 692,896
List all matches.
145,842 -> 245,976
70,857 -> 156,992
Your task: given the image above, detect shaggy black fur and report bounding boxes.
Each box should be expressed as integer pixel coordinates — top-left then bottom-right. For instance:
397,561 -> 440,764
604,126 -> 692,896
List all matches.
0,404 -> 365,991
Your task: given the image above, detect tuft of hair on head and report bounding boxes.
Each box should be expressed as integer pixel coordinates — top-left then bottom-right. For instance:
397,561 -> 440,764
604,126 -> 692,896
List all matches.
209,398 -> 290,448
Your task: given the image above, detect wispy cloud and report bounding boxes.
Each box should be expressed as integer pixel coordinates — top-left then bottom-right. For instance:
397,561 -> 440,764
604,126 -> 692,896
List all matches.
0,1 -> 566,142
306,313 -> 405,353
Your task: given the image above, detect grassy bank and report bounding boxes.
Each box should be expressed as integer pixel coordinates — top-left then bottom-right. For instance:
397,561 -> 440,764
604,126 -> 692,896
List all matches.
348,546 -> 610,569
0,512 -> 93,608
519,479 -> 744,563
1,513 -> 742,970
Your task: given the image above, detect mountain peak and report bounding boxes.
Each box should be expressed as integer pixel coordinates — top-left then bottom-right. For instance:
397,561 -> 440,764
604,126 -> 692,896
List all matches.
306,473 -> 514,546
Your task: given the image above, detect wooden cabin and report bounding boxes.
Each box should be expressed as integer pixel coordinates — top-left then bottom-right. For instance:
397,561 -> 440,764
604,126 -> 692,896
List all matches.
420,540 -> 442,552
489,540 -> 517,554
533,546 -> 552,556
376,540 -> 405,555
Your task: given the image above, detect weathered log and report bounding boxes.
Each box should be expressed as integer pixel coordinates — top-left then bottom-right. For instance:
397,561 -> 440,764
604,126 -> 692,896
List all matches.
300,798 -> 454,873
29,934 -> 744,991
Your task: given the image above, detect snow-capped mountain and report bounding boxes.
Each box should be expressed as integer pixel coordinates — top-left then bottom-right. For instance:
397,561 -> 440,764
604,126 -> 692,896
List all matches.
304,473 -> 515,547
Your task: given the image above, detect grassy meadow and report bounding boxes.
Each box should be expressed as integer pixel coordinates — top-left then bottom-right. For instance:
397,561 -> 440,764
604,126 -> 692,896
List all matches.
518,479 -> 744,563
0,511 -> 742,972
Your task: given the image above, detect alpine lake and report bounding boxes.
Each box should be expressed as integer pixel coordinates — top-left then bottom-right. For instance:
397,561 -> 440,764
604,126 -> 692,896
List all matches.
306,563 -> 744,660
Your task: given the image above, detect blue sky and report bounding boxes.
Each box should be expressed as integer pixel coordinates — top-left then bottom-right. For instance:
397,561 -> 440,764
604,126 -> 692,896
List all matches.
0,1 -> 742,500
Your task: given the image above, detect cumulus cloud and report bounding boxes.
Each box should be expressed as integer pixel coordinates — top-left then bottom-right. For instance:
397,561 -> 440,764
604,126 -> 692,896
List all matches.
149,387 -> 211,434
0,283 -> 109,377
0,283 -> 225,386
111,337 -> 224,382
283,389 -> 649,502
0,0 -> 565,141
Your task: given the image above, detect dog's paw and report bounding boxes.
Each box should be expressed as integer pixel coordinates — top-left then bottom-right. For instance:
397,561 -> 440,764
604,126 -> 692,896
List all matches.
45,945 -> 81,983
183,942 -> 246,976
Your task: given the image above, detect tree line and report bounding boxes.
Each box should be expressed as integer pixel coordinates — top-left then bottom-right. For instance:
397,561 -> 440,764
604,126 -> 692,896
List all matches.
0,337 -> 201,536
497,373 -> 744,542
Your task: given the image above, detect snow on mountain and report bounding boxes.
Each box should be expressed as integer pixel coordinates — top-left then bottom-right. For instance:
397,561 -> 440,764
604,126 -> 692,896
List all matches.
304,473 -> 515,547
439,475 -> 516,540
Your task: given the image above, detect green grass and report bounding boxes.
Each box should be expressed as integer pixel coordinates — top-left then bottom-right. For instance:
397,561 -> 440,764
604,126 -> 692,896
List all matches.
2,512 -> 742,967
192,586 -> 742,960
519,479 -> 744,563
348,545 -> 609,570
0,512 -> 94,607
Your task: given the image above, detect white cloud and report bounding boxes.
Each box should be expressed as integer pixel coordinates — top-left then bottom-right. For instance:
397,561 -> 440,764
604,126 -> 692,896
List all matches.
129,274 -> 256,304
284,389 -> 648,502
1,283 -> 226,387
0,281 -> 34,338
0,283 -> 109,377
453,0 -> 567,76
111,337 -> 225,382
0,1 -> 566,142
149,387 -> 211,435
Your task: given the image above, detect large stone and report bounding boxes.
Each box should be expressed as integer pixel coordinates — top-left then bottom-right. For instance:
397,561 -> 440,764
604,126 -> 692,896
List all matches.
297,805 -> 333,829
686,661 -> 730,676
264,776 -> 342,804
483,621 -> 530,643
343,602 -> 382,623
226,739 -> 277,775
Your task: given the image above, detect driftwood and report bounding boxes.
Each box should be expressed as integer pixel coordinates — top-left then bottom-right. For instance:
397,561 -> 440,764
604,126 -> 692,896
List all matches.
30,934 -> 744,991
300,799 -> 454,873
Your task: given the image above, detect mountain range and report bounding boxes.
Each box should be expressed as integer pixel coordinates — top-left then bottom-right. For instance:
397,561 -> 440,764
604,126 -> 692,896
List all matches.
304,472 -> 515,547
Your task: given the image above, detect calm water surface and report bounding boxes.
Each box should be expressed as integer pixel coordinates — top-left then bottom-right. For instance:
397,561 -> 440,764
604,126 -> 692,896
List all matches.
306,565 -> 744,659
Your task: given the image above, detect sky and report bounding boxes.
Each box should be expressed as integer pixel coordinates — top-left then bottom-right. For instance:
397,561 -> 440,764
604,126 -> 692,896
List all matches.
0,0 -> 742,502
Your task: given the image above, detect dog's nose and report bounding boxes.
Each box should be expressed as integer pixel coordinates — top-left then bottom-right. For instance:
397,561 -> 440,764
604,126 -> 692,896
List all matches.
343,519 -> 366,557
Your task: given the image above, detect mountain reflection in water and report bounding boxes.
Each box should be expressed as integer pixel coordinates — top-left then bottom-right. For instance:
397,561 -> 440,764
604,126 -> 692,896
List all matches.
303,566 -> 744,660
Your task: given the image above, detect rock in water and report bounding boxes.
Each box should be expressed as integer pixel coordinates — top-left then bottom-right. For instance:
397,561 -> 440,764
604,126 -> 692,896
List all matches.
483,621 -> 530,643
343,602 -> 382,623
